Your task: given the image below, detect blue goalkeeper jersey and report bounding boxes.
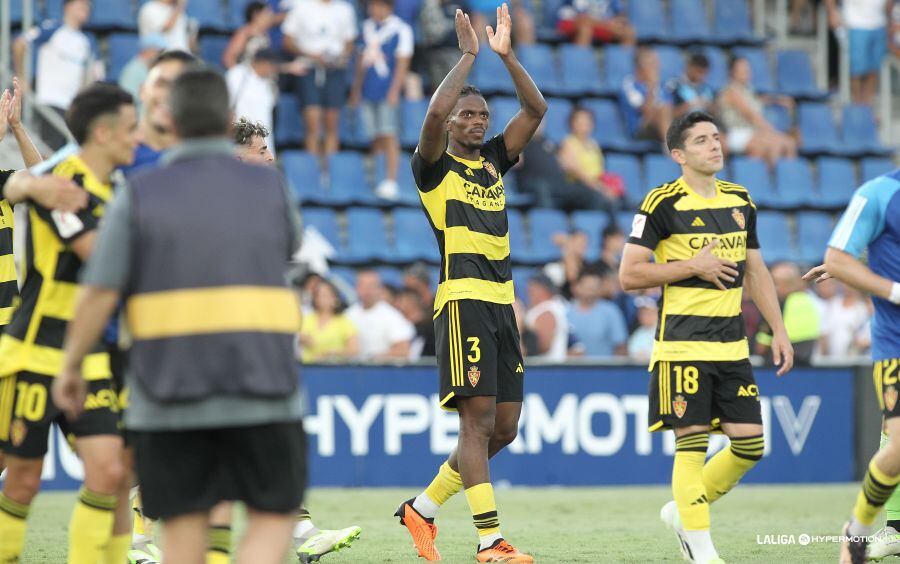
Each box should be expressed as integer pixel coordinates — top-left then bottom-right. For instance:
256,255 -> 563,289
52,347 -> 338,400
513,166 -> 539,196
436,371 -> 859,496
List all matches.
828,168 -> 900,361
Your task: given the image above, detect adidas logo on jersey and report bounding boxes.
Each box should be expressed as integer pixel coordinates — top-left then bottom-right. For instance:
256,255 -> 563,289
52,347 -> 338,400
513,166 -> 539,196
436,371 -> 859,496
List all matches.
691,216 -> 705,227
516,363 -> 524,373
465,168 -> 475,176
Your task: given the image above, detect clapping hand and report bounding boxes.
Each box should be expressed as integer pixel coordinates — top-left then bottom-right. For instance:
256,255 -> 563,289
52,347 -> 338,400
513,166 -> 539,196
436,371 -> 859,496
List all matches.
487,3 -> 512,57
455,9 -> 478,57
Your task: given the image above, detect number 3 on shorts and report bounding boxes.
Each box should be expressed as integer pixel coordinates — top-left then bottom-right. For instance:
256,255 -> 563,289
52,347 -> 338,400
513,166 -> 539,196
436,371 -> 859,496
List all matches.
467,337 -> 481,363
674,365 -> 699,394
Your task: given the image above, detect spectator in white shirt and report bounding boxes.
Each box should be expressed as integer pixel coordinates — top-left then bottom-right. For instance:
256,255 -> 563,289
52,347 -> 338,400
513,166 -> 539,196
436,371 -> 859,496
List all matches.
524,273 -> 569,362
346,270 -> 415,360
282,0 -> 358,156
818,280 -> 873,358
12,0 -> 95,149
139,0 -> 196,52
227,49 -> 279,152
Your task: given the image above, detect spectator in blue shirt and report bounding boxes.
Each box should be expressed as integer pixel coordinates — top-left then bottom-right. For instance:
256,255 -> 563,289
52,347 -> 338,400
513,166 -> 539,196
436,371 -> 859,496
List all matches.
666,51 -> 715,119
567,262 -> 628,357
350,0 -> 415,199
556,0 -> 635,46
619,47 -> 672,144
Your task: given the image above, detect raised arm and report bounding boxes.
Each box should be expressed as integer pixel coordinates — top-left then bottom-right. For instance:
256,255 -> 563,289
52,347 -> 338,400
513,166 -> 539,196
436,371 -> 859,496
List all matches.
417,10 -> 480,163
8,78 -> 42,167
490,3 -> 547,160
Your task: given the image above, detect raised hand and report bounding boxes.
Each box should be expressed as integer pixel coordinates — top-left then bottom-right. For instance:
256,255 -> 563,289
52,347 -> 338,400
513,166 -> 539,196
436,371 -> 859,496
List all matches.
0,89 -> 11,140
8,77 -> 23,129
455,9 -> 479,57
487,3 -> 512,57
690,239 -> 740,291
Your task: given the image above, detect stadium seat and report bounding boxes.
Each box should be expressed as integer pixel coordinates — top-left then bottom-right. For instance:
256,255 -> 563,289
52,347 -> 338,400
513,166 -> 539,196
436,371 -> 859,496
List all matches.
559,45 -> 603,96
503,170 -> 534,208
199,35 -> 230,70
339,106 -> 373,149
328,152 -> 378,206
399,99 -> 428,149
517,44 -> 561,95
670,0 -> 711,44
187,1 -> 230,31
10,1 -> 21,25
604,153 -> 644,206
394,0 -> 421,27
275,94 -> 304,148
816,157 -> 857,208
755,211 -> 792,262
507,210 -> 530,258
861,157 -> 896,182
393,208 -> 437,262
374,153 -> 420,206
776,50 -> 826,99
45,0 -> 63,20
655,46 -> 685,87
774,158 -> 814,208
795,212 -> 834,264
487,97 -> 520,138
87,0 -> 134,29
511,266 -> 534,302
730,156 -> 776,207
702,46 -> 729,92
580,99 -> 635,152
281,151 -> 324,203
732,47 -> 773,93
376,266 -> 404,287
628,0 -> 669,42
841,104 -> 892,156
229,0 -> 255,27
529,209 -> 569,263
571,211 -> 610,261
543,98 -> 573,145
643,154 -> 681,190
106,33 -> 140,82
798,103 -> 846,156
301,207 -> 341,250
602,45 -> 635,95
763,103 -> 792,133
343,208 -> 389,263
472,50 -> 514,95
712,0 -> 762,45
329,266 -> 357,289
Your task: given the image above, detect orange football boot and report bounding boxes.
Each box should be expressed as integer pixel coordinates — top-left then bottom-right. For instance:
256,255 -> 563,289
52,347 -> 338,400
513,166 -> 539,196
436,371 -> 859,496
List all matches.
475,539 -> 534,563
394,498 -> 441,561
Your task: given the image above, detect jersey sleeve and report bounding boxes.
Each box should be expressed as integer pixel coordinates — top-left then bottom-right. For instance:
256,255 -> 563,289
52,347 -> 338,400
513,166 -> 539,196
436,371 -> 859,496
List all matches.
627,197 -> 670,251
0,170 -> 15,200
828,180 -> 891,258
32,171 -> 101,244
480,134 -> 519,176
745,200 -> 760,249
410,150 -> 450,193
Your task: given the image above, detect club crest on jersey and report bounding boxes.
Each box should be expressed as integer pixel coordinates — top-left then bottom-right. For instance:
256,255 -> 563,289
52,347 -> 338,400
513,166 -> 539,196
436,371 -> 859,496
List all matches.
468,365 -> 481,387
483,162 -> 498,180
731,208 -> 745,229
673,395 -> 687,419
886,386 -> 898,412
11,418 -> 26,447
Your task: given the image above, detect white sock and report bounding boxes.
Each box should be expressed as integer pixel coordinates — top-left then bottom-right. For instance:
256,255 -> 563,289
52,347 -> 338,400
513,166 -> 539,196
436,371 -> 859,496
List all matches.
132,533 -> 150,547
478,532 -> 503,550
412,493 -> 440,520
293,519 -> 318,540
684,530 -> 718,563
848,518 -> 871,538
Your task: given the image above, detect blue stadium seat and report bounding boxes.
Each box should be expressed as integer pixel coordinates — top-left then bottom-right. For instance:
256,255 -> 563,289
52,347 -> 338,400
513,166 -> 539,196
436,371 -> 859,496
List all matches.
301,207 -> 340,250
517,45 -> 560,95
106,33 -> 140,82
187,1 -> 230,31
628,0 -> 669,42
199,35 -> 231,70
774,158 -> 814,208
656,46 -> 685,87
374,153 -> 420,206
543,98 -> 573,144
731,156 -> 776,207
328,152 -> 376,206
763,103 -> 792,133
45,0 -> 63,20
281,151 -> 324,203
275,94 -> 304,148
343,208 -> 389,263
842,104 -> 891,156
229,0 -> 255,28
816,157 -> 857,208
392,208 -> 437,263
87,0 -> 134,29
394,0 -> 421,27
10,1 -> 22,25
529,209 -> 568,263
400,100 -> 428,149
605,153 -> 644,206
507,210 -> 530,258
602,45 -> 635,95
559,45 -> 603,96
644,154 -> 681,190
670,0 -> 711,44
487,97 -> 520,138
776,50 -> 826,99
503,170 -> 533,208
732,47 -> 773,93
339,106 -> 373,149
511,266 -> 534,302
472,50 -> 514,95
755,211 -> 792,262
798,103 -> 846,156
795,212 -> 834,264
571,211 -> 610,262
713,0 -> 762,45
580,99 -> 630,152
376,266 -> 404,288
329,266 -> 357,289
702,46 -> 729,92
861,157 -> 896,182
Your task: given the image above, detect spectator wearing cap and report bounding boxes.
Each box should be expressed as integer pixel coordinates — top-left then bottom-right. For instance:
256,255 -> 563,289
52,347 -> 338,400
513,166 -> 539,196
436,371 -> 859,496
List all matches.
346,270 -> 415,360
299,278 -> 359,362
556,0 -> 635,47
139,0 -> 196,52
628,296 -> 658,360
567,263 -> 628,358
118,34 -> 168,105
350,0 -> 415,199
524,273 -> 569,362
226,49 -> 279,152
666,52 -> 716,119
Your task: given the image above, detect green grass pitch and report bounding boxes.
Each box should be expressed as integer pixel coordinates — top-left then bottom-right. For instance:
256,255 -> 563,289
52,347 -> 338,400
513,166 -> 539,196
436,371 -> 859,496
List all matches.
22,484 -> 860,562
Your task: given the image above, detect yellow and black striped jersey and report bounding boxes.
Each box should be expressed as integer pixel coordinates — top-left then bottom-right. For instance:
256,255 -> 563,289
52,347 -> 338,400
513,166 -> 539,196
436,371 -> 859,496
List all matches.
411,135 -> 519,315
628,176 -> 759,366
0,170 -> 17,326
0,155 -> 112,380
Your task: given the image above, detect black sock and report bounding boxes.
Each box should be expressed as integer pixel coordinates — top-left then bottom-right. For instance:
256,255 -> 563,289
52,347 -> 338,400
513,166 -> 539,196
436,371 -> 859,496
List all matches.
887,520 -> 900,530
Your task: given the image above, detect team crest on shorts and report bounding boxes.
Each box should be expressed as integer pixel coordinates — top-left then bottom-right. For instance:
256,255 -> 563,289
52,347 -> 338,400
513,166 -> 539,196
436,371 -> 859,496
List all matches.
483,162 -> 498,180
885,386 -> 898,411
10,418 -> 26,447
673,395 -> 687,419
731,208 -> 745,229
467,365 -> 481,387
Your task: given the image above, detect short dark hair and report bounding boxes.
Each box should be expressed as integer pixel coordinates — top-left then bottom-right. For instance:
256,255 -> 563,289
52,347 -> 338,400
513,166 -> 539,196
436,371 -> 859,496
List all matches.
459,85 -> 483,99
148,49 -> 198,71
688,52 -> 710,69
728,55 -> 747,74
665,110 -> 720,152
66,83 -> 134,145
233,118 -> 270,146
601,222 -> 623,240
245,1 -> 268,22
369,0 -> 395,6
567,105 -> 595,129
170,67 -> 231,139
315,278 -> 349,314
580,261 -> 612,280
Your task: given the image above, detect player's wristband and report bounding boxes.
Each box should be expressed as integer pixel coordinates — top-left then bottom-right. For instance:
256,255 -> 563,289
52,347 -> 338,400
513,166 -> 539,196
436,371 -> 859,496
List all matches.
889,282 -> 900,305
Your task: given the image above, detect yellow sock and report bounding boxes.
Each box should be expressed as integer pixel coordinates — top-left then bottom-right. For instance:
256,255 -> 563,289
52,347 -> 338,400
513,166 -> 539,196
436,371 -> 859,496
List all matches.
206,525 -> 232,564
0,493 -> 29,562
132,494 -> 145,537
103,533 -> 130,564
465,483 -> 500,538
854,457 -> 900,526
424,462 -> 464,506
673,432 -> 710,531
68,487 -> 116,564
702,434 -> 764,503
